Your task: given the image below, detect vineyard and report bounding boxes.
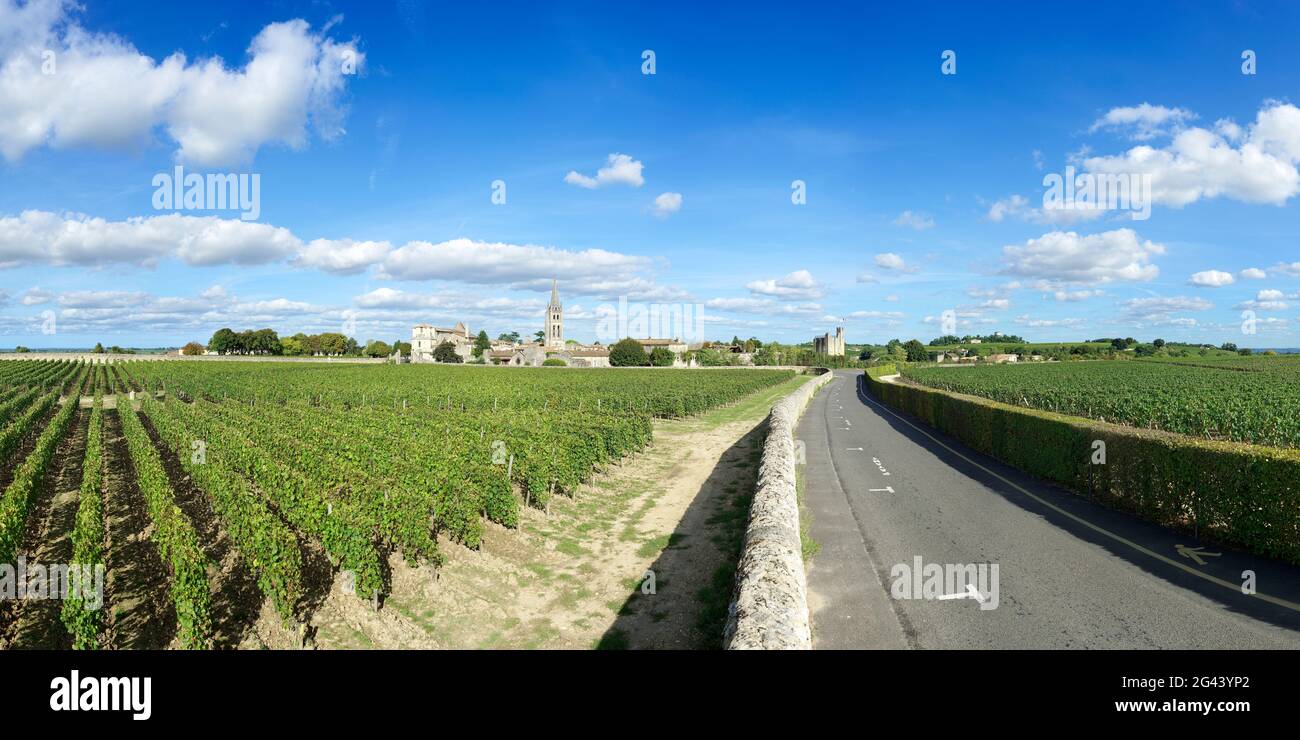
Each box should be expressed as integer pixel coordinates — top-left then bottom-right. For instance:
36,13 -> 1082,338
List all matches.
0,359 -> 795,649
902,358 -> 1300,448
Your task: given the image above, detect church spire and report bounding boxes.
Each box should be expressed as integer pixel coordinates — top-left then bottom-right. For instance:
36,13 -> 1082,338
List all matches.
550,278 -> 559,306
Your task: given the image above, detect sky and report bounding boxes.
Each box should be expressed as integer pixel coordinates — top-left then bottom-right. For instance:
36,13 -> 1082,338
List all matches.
2,0 -> 1299,349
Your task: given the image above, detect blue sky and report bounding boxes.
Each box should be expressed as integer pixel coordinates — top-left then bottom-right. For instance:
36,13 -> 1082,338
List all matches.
2,0 -> 1300,348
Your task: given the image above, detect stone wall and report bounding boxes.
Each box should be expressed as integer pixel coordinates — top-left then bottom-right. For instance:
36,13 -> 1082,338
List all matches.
724,368 -> 833,649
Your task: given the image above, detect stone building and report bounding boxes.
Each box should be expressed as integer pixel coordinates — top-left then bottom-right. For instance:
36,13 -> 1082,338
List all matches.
813,327 -> 845,356
544,279 -> 564,349
412,322 -> 473,363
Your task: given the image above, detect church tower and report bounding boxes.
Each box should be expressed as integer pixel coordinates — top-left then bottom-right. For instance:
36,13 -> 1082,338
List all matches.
545,279 -> 563,348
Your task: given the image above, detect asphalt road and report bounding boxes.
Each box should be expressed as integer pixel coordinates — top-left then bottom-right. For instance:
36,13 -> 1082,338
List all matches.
800,369 -> 1300,649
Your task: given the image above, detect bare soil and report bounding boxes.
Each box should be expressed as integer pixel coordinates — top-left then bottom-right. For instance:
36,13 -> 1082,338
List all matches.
304,375 -> 807,649
2,408 -> 86,648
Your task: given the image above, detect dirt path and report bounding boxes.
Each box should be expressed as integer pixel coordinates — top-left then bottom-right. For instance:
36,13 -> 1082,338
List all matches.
3,408 -> 86,649
102,409 -> 177,649
307,374 -> 810,649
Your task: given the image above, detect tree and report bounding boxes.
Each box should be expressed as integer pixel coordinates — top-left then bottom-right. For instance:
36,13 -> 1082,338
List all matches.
92,343 -> 105,354
281,334 -> 306,356
364,340 -> 392,357
208,328 -> 237,354
609,338 -> 648,366
534,330 -> 546,342
903,339 -> 929,362
14,346 -> 29,353
392,341 -> 411,357
181,341 -> 206,356
930,335 -> 961,346
1111,338 -> 1128,351
433,340 -> 462,363
1153,338 -> 1166,348
542,358 -> 567,366
1220,342 -> 1238,352
473,330 -> 491,359
649,346 -> 675,366
498,331 -> 521,344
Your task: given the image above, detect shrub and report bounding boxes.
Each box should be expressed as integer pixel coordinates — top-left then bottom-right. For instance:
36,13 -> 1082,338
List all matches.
609,338 -> 648,367
863,365 -> 1300,564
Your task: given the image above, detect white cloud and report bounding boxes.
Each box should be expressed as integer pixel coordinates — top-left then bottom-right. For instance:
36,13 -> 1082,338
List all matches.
705,296 -> 822,316
0,6 -> 362,166
855,272 -> 878,284
293,238 -> 392,275
892,210 -> 934,230
985,193 -> 1106,225
873,252 -> 918,273
1271,262 -> 1300,277
744,270 -> 825,300
650,191 -> 682,218
1188,269 -> 1235,287
0,210 -> 298,268
1237,289 -> 1291,312
1082,102 -> 1300,207
564,153 -> 644,188
1089,103 -> 1196,141
1051,289 -> 1104,302
1121,296 -> 1213,322
1014,315 -> 1085,328
378,237 -> 651,284
1000,229 -> 1164,285
19,286 -> 52,305
1240,267 -> 1268,280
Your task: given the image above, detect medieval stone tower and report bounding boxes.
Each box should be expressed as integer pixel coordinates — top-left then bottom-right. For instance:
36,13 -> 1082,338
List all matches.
545,279 -> 564,348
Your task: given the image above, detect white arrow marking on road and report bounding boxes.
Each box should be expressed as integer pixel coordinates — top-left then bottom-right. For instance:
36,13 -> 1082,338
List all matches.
936,584 -> 986,603
846,447 -> 864,451
868,486 -> 894,493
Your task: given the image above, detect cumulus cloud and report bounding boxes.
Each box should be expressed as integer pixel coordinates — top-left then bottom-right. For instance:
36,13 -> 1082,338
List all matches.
1121,296 -> 1213,322
0,210 -> 298,268
1237,289 -> 1291,312
1240,267 -> 1268,280
1089,103 -> 1196,141
985,193 -> 1106,225
293,238 -> 392,275
1000,229 -> 1164,285
378,238 -> 651,284
892,210 -> 934,230
650,192 -> 682,218
564,153 -> 644,188
0,3 -> 362,166
0,210 -> 685,301
1271,262 -> 1300,277
744,269 -> 825,300
1188,269 -> 1235,287
1081,101 -> 1300,208
19,286 -> 52,305
874,252 -> 918,273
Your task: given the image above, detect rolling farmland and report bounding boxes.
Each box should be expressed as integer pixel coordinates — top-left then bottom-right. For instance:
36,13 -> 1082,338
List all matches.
0,359 -> 795,649
902,357 -> 1300,448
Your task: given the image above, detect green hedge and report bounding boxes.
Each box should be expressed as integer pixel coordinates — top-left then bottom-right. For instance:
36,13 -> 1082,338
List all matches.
863,365 -> 1300,564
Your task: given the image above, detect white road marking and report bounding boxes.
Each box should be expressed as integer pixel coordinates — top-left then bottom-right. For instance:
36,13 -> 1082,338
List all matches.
868,486 -> 895,493
937,584 -> 986,603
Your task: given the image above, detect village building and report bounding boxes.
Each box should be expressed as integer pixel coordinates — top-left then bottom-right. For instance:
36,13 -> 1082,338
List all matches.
412,322 -> 473,363
813,327 -> 846,356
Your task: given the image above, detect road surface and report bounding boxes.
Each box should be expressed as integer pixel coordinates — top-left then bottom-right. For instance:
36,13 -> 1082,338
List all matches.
799,370 -> 1300,649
